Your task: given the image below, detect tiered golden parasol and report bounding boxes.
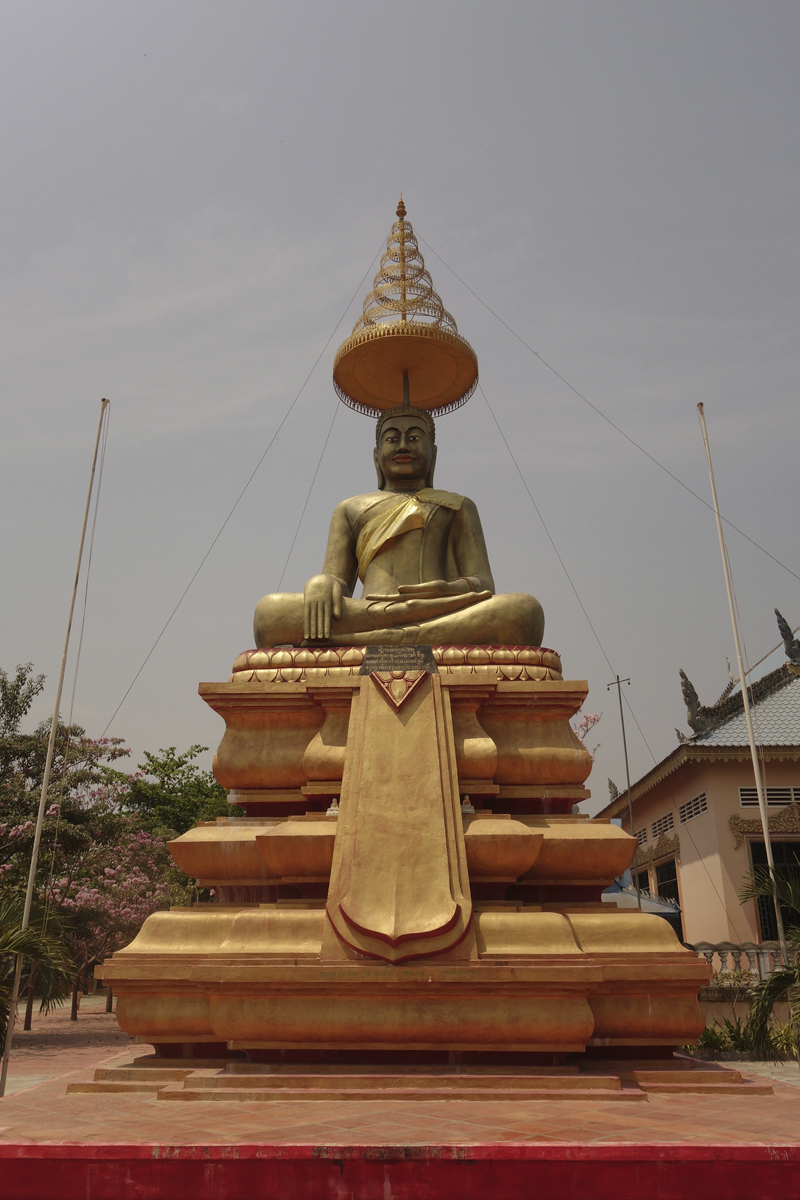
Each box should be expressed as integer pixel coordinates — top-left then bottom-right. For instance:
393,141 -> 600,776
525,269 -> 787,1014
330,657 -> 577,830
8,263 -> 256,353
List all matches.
333,199 -> 478,417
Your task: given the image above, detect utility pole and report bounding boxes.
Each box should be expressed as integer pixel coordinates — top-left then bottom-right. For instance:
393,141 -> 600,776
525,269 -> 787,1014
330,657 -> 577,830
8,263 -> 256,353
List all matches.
608,675 -> 642,911
0,399 -> 110,1098
697,402 -> 788,964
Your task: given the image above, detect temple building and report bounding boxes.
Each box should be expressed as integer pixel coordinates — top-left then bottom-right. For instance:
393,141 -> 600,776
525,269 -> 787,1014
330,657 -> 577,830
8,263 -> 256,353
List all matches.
597,610 -> 800,946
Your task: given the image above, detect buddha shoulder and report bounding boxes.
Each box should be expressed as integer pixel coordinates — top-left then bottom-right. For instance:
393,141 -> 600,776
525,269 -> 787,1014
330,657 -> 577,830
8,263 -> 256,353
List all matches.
330,491 -> 386,530
333,490 -> 476,528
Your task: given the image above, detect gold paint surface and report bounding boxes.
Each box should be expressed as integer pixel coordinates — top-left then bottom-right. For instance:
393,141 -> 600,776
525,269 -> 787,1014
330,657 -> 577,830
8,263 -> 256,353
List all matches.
327,677 -> 471,960
112,908 -> 241,956
518,817 -> 636,885
168,823 -> 279,883
101,662 -> 709,1053
256,822 -> 336,879
475,910 -> 581,957
479,682 -> 594,787
566,911 -> 689,955
463,816 -> 543,879
208,990 -> 593,1049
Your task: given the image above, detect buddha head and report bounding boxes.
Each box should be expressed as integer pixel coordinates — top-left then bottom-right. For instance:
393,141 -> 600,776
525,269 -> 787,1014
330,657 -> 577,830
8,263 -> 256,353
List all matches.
374,407 -> 437,491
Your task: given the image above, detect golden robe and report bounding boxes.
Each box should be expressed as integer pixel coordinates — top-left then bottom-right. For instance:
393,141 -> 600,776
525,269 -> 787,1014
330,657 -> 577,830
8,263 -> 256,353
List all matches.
354,489 -> 464,581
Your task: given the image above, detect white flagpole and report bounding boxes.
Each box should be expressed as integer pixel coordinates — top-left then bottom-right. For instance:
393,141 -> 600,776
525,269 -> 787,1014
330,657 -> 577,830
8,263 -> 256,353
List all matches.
696,402 -> 788,963
0,399 -> 110,1098
608,675 -> 642,910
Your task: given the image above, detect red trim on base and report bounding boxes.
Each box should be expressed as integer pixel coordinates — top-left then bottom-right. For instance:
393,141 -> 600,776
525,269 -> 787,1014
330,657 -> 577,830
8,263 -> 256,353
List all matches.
2,1142 -> 799,1199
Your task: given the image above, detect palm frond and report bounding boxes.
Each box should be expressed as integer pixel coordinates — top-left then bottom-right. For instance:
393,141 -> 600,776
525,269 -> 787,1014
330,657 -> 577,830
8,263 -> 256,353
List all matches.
739,866 -> 800,921
746,965 -> 800,1060
0,898 -> 73,1036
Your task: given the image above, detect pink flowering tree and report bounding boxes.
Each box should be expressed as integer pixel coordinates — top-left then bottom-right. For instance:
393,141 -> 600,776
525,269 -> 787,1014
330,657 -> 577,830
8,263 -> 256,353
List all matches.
571,711 -> 602,760
0,664 -> 200,1021
47,821 -> 181,1011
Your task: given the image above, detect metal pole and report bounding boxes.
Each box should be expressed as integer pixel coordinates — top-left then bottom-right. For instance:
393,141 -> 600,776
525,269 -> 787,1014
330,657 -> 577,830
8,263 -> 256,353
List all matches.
608,675 -> 642,910
696,402 -> 788,962
0,399 -> 110,1098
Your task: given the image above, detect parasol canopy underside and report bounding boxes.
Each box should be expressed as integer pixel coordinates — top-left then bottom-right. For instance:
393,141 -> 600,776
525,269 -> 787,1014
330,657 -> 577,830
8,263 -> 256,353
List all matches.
333,322 -> 478,417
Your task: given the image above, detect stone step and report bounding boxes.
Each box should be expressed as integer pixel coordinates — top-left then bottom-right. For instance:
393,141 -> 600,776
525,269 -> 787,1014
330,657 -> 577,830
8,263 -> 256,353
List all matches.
132,1054 -> 243,1069
637,1081 -> 773,1096
156,1083 -> 648,1103
623,1075 -> 743,1094
94,1067 -> 197,1083
66,1082 -> 168,1095
226,1062 -> 582,1077
67,1062 -> 769,1101
187,1072 -> 621,1092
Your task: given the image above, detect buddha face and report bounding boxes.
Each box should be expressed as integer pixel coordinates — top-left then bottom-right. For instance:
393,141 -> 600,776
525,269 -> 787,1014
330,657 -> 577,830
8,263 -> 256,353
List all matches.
374,415 -> 436,490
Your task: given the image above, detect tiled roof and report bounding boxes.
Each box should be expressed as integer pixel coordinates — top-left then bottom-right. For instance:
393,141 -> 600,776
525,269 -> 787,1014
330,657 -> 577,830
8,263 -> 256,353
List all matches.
693,671 -> 800,747
728,638 -> 794,695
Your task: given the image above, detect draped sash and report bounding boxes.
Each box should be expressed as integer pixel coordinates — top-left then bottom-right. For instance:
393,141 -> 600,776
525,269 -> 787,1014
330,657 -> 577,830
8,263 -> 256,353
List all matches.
355,489 -> 463,582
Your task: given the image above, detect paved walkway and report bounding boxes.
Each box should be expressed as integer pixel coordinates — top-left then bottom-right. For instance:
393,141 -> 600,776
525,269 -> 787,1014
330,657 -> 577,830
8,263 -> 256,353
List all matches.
1,994 -> 135,1098
729,1058 -> 800,1089
2,999 -> 799,1147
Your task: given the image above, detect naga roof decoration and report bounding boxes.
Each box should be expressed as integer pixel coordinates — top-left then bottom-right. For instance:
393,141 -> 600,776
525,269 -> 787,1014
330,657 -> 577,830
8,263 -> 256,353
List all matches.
677,610 -> 800,746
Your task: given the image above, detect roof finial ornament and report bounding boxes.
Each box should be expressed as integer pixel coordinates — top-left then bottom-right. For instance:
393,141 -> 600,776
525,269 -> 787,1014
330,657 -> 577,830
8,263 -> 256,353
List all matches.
678,668 -> 713,736
396,195 -> 406,220
775,609 -> 800,665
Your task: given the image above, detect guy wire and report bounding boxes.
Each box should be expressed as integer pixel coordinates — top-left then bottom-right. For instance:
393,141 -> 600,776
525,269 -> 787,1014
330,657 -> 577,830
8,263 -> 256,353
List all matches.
478,382 -> 615,678
276,403 -> 339,592
102,243 -> 383,735
482,380 -> 746,938
421,236 -> 800,587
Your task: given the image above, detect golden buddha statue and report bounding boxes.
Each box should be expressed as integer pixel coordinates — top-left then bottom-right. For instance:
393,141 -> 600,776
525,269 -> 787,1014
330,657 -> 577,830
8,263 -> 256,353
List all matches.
254,199 -> 544,650
98,199 -> 708,1069
254,405 -> 544,647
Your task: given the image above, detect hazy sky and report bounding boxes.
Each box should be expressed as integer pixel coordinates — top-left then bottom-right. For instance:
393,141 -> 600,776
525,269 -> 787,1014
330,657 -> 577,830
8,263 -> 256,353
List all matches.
1,2 -> 798,813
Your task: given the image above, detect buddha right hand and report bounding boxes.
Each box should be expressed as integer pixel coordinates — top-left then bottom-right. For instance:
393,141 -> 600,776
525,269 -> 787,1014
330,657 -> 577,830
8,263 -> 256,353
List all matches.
303,574 -> 344,640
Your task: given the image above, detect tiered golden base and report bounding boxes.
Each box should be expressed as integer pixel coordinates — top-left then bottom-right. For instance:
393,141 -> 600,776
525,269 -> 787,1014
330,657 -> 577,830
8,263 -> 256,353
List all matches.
99,647 -> 708,1057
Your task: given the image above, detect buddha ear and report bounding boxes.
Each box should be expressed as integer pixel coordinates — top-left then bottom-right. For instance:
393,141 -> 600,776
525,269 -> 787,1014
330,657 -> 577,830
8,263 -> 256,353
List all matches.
427,444 -> 437,488
374,447 -> 386,490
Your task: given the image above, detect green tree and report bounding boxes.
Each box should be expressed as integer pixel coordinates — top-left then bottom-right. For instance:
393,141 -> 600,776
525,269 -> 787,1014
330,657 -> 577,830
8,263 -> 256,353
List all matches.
126,745 -> 235,838
0,717 -> 131,907
1,665 -> 236,1024
0,664 -> 45,771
